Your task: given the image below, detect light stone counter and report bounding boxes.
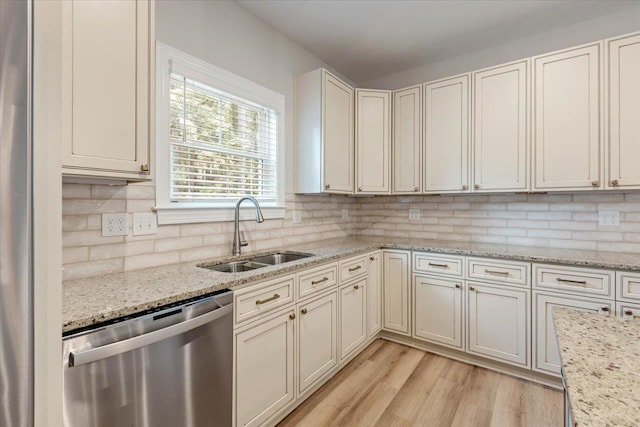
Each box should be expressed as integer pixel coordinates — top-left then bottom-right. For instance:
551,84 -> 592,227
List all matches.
63,236 -> 640,333
553,308 -> 640,427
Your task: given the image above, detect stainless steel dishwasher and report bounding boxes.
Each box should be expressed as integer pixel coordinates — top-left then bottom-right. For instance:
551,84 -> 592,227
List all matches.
62,289 -> 233,427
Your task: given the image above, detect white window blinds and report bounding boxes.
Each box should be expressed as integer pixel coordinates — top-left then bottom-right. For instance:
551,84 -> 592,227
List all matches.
169,73 -> 278,202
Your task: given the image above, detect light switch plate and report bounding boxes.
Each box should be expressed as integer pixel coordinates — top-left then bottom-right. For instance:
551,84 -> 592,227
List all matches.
598,211 -> 620,227
102,213 -> 128,237
409,208 -> 421,220
132,212 -> 158,236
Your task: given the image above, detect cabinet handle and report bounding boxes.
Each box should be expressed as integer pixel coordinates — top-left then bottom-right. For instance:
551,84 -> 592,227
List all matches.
311,277 -> 329,285
485,269 -> 509,276
289,313 -> 296,320
140,163 -> 150,173
358,187 -> 362,192
600,306 -> 610,313
325,184 -> 331,189
255,293 -> 280,305
624,309 -> 633,316
474,184 -> 480,190
354,284 -> 360,290
469,286 -> 475,291
591,180 -> 599,187
301,308 -> 308,315
428,262 -> 448,268
462,184 -> 468,190
611,179 -> 619,186
348,265 -> 362,272
556,278 -> 587,285
369,256 -> 375,261
455,284 -> 461,289
414,186 -> 419,192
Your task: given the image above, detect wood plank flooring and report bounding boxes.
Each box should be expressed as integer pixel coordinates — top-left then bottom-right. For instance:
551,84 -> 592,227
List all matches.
278,339 -> 563,427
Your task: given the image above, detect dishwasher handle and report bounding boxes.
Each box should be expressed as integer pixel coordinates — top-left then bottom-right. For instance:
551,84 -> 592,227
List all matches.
68,303 -> 233,368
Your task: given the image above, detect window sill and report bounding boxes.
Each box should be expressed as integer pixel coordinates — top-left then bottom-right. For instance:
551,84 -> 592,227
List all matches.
154,205 -> 286,225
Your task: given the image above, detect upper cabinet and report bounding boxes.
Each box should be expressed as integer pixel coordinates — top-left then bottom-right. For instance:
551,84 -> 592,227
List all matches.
533,43 -> 603,191
423,75 -> 470,193
62,0 -> 153,181
295,68 -> 354,194
392,86 -> 422,194
355,89 -> 391,194
606,32 -> 640,189
472,60 -> 529,192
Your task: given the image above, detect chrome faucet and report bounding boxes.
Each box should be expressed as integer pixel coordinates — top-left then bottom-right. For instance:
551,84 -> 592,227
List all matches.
232,196 -> 265,256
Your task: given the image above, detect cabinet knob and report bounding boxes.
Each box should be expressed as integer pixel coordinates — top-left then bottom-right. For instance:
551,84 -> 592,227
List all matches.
624,309 -> 633,316
455,284 -> 461,289
354,284 -> 359,290
325,184 -> 330,189
289,313 -> 296,320
358,187 -> 362,192
462,184 -> 468,190
591,180 -> 599,187
600,305 -> 610,313
414,186 -> 419,192
140,163 -> 150,173
611,179 -> 619,186
370,256 -> 375,261
301,308 -> 308,315
469,286 -> 475,291
474,184 -> 480,190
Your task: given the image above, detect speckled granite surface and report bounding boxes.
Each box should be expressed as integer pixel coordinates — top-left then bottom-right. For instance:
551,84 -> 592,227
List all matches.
63,236 -> 640,333
553,308 -> 640,427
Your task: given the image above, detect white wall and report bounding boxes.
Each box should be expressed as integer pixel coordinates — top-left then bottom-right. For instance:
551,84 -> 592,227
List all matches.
361,5 -> 640,89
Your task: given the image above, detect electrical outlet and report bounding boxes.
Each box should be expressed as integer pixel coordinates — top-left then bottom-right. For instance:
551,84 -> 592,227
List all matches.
598,211 -> 620,227
102,213 -> 129,237
342,209 -> 349,220
409,208 -> 421,220
132,212 -> 158,236
292,210 -> 302,224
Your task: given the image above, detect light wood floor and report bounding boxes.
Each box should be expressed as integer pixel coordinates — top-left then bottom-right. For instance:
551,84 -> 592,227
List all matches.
278,339 -> 563,427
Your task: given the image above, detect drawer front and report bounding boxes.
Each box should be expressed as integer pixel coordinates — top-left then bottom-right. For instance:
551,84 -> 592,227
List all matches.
413,252 -> 463,277
467,258 -> 530,287
234,275 -> 295,325
616,302 -> 640,319
339,255 -> 368,283
298,263 -> 338,300
617,271 -> 640,302
533,264 -> 614,299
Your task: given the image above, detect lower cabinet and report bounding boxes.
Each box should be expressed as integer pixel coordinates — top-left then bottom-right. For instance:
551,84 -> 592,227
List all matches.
383,250 -> 410,335
339,277 -> 367,360
367,251 -> 383,337
297,292 -> 338,395
533,292 -> 612,376
234,309 -> 295,427
617,301 -> 640,319
413,274 -> 464,350
467,281 -> 530,367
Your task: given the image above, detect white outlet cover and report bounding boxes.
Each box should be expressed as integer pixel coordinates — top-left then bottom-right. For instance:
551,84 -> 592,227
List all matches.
342,208 -> 349,220
133,212 -> 158,236
598,211 -> 620,227
292,210 -> 302,224
102,213 -> 129,237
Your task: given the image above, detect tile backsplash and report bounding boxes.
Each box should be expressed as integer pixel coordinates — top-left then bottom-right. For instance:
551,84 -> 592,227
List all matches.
62,184 -> 640,281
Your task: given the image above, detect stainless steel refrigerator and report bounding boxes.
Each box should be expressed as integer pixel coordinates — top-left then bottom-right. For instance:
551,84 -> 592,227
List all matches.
0,0 -> 34,426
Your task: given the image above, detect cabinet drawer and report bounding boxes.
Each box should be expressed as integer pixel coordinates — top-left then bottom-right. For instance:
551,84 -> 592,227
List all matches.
297,263 -> 338,300
533,264 -> 614,299
617,301 -> 640,319
617,271 -> 640,302
234,275 -> 295,325
413,253 -> 463,277
467,258 -> 530,287
339,255 -> 367,282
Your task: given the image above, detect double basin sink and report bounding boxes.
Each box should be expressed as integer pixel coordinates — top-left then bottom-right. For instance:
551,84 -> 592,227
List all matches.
198,251 -> 314,273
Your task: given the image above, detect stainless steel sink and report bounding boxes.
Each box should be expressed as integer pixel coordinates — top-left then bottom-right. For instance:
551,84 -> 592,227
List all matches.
198,251 -> 314,273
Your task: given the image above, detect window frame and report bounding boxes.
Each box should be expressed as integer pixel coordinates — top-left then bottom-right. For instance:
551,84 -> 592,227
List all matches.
155,43 -> 286,224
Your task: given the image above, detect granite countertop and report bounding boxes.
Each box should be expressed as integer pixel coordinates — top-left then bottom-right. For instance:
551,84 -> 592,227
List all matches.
63,236 -> 640,333
553,308 -> 640,427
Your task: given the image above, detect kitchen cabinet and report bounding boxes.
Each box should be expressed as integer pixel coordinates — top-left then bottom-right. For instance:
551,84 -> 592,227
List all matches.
297,292 -> 338,395
367,251 -> 382,337
356,89 -> 391,194
467,281 -> 530,367
295,68 -> 354,194
617,302 -> 640,319
606,32 -> 640,189
382,250 -> 410,335
392,86 -> 422,193
235,308 -> 295,427
616,270 -> 640,303
413,274 -> 464,350
61,0 -> 152,181
339,278 -> 367,360
472,60 -> 529,192
533,43 -> 603,190
533,292 -> 611,376
423,74 -> 470,193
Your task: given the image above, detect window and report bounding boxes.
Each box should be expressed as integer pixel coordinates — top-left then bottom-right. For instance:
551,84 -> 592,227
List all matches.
155,44 -> 285,224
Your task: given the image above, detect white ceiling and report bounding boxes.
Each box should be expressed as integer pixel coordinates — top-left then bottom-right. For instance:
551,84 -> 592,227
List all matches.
237,0 -> 638,83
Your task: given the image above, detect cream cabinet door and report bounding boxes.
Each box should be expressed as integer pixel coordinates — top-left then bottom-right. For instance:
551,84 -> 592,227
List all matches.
533,43 -> 603,190
298,292 -> 338,395
323,70 -> 354,194
356,89 -> 391,194
467,282 -> 529,368
62,0 -> 151,180
339,278 -> 367,360
393,86 -> 422,194
473,60 -> 529,192
367,251 -> 382,337
382,250 -> 410,335
423,75 -> 470,193
533,292 -> 611,376
607,32 -> 640,189
414,275 -> 463,350
235,309 -> 295,427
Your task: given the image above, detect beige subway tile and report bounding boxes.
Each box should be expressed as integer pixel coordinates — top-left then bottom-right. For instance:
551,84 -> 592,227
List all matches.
62,215 -> 87,232
62,184 -> 91,199
126,199 -> 155,212
124,251 -> 180,271
597,202 -> 640,212
154,236 -> 203,252
63,258 -> 123,281
62,199 -> 125,215
527,229 -> 572,239
527,211 -> 572,221
91,185 -> 127,199
180,223 -> 224,237
507,220 -> 549,229
573,193 -> 624,202
507,236 -> 549,247
549,221 -> 597,231
89,240 -> 155,260
471,218 -> 507,227
548,239 -> 597,250
63,230 -> 124,248
180,247 -> 217,263
572,212 -> 599,221
550,203 -> 596,212
571,231 -> 623,241
471,235 -> 507,244
62,247 -> 89,264
126,184 -> 156,199
597,242 -> 640,253
87,214 -> 102,229
487,211 -> 527,219
487,227 -> 527,237
507,202 -> 548,211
